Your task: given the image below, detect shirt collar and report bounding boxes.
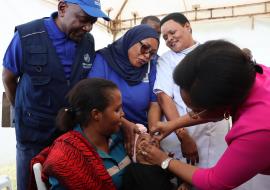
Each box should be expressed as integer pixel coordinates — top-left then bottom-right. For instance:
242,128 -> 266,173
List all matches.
74,124 -> 118,159
179,41 -> 200,55
44,12 -> 66,39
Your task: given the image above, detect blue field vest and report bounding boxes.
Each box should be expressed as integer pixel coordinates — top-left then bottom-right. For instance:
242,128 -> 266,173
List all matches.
14,19 -> 95,147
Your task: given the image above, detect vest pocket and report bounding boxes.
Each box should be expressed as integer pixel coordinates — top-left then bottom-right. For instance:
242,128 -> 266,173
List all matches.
16,108 -> 56,144
30,76 -> 51,107
22,109 -> 55,129
26,45 -> 48,74
31,76 -> 51,85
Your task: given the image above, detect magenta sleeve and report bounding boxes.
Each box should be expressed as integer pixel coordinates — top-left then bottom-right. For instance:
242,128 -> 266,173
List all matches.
192,131 -> 270,190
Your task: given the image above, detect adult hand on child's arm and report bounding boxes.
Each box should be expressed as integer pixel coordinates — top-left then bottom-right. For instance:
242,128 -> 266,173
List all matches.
121,117 -> 140,157
149,121 -> 176,141
150,114 -> 207,141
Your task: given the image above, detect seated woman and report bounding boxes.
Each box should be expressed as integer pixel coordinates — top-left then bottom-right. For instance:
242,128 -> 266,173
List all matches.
88,25 -> 161,155
30,78 -> 130,190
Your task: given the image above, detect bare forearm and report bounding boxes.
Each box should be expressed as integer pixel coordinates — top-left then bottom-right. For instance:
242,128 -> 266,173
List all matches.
120,117 -> 137,156
167,114 -> 205,132
148,102 -> 162,130
121,117 -> 134,128
157,92 -> 179,121
168,159 -> 198,184
3,83 -> 17,106
2,68 -> 18,106
157,93 -> 193,141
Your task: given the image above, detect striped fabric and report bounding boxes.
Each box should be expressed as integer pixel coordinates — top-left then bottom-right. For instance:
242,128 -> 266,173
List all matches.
106,156 -> 131,176
42,131 -> 116,190
97,131 -> 131,189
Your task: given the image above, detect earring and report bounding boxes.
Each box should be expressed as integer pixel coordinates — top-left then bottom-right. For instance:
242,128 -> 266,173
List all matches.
223,112 -> 230,120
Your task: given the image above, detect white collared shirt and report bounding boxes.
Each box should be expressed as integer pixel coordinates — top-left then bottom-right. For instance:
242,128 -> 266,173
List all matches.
154,42 -> 199,115
154,42 -> 230,168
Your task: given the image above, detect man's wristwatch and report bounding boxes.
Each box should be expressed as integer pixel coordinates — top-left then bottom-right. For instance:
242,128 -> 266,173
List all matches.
161,157 -> 173,169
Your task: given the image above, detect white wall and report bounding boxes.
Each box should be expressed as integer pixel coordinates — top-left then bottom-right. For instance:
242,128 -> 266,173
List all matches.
192,16 -> 270,65
157,16 -> 270,66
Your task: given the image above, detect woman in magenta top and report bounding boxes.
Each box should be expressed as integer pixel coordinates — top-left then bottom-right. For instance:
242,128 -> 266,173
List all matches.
141,40 -> 270,189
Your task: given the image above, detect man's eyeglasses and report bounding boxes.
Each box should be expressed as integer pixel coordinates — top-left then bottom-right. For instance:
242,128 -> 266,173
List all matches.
139,41 -> 157,58
186,107 -> 207,119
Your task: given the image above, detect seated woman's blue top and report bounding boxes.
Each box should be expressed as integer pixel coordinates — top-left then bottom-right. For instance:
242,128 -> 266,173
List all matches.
49,125 -> 130,190
88,53 -> 157,126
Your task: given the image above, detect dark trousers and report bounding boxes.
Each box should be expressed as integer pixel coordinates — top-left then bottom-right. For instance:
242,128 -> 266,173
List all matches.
16,143 -> 43,190
122,163 -> 174,190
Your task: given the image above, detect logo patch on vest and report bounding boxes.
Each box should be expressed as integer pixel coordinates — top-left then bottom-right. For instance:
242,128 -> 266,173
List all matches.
94,0 -> 100,6
82,53 -> 92,69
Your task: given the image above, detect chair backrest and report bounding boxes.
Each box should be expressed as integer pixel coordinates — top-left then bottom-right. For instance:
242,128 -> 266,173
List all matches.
33,163 -> 47,190
0,175 -> 12,190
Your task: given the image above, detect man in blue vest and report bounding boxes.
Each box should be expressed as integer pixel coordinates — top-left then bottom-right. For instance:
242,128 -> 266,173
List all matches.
2,1 -> 109,189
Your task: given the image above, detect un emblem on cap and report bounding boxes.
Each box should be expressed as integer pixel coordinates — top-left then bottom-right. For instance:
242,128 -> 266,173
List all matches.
94,0 -> 100,6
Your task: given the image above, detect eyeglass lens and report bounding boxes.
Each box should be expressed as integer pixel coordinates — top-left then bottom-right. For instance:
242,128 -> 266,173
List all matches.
139,41 -> 156,57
